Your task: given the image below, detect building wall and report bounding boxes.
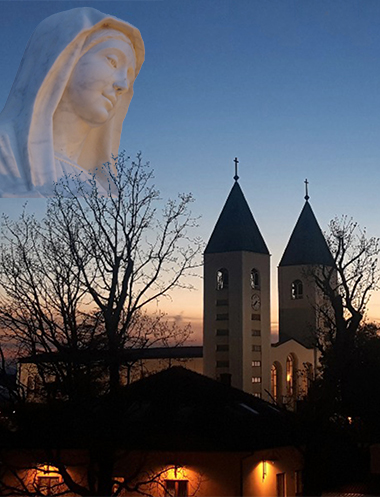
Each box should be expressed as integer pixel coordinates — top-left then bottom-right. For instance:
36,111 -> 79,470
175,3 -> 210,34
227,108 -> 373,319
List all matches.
203,251 -> 271,399
271,339 -> 318,406
243,446 -> 304,497
1,447 -> 304,497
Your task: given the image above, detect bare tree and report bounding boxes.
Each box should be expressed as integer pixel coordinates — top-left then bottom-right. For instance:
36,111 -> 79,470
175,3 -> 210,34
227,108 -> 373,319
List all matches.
0,153 -> 201,496
309,216 -> 380,413
312,216 -> 379,348
0,152 -> 200,396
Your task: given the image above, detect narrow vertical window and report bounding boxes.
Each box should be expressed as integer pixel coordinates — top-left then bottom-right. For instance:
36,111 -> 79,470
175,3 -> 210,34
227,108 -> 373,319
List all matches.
216,268 -> 229,290
250,268 -> 260,289
271,364 -> 278,401
291,279 -> 303,299
286,355 -> 295,396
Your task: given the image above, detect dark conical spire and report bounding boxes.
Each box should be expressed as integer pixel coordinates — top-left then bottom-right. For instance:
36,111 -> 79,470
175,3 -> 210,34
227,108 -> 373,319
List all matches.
205,182 -> 269,255
279,200 -> 334,267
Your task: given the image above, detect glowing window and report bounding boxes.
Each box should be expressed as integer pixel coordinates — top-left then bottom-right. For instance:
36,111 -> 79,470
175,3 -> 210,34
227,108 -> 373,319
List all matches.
286,355 -> 295,396
216,268 -> 229,290
271,364 -> 278,401
252,360 -> 261,367
252,377 -> 261,383
165,480 -> 188,497
250,268 -> 260,289
291,280 -> 303,300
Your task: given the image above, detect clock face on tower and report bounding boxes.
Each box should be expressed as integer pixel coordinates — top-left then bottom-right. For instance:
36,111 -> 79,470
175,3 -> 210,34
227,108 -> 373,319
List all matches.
251,293 -> 261,311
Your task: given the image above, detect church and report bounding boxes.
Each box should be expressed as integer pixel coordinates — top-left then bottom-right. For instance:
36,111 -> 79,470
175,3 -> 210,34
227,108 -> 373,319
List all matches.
18,162 -> 336,412
201,160 -> 335,406
108,161 -> 337,407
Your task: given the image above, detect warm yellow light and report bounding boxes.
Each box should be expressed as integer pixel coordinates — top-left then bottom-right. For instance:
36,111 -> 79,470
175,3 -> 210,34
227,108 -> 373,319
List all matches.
262,460 -> 268,480
163,466 -> 187,481
37,464 -> 59,476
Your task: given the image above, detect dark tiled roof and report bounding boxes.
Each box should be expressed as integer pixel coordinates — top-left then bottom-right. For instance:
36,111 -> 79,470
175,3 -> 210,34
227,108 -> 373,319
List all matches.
115,367 -> 298,451
4,367 -> 300,452
205,182 -> 269,255
279,201 -> 335,267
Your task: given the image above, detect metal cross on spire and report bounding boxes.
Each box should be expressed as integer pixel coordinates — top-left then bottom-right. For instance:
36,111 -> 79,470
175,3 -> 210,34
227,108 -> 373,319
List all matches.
304,178 -> 310,201
233,157 -> 239,181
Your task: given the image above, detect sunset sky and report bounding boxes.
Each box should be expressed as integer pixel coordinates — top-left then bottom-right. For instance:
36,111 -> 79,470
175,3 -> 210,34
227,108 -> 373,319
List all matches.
1,0 -> 380,343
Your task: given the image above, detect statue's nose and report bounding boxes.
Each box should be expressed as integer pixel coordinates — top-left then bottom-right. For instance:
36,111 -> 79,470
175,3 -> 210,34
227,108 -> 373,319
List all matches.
113,73 -> 132,94
113,81 -> 127,94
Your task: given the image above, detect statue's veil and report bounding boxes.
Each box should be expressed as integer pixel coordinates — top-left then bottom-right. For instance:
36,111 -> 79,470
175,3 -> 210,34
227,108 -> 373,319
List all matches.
0,7 -> 144,194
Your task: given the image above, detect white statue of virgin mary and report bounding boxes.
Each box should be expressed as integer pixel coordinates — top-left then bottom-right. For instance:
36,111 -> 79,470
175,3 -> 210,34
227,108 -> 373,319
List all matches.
0,8 -> 144,197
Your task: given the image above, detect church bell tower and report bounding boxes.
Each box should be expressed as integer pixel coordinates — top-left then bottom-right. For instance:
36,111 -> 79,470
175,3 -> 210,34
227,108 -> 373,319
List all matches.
278,182 -> 335,347
203,160 -> 271,399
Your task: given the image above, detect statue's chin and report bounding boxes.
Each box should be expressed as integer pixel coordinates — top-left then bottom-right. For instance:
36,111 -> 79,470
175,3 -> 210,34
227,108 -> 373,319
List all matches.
83,109 -> 112,128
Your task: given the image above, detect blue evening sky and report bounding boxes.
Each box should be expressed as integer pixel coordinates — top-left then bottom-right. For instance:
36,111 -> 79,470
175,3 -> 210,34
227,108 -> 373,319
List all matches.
1,0 -> 380,340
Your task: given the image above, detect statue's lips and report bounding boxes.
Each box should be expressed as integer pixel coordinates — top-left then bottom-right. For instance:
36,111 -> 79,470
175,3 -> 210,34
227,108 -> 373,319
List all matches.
103,94 -> 116,108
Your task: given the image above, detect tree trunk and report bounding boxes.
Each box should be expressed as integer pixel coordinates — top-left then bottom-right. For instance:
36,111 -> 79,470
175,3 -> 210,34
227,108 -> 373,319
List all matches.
95,449 -> 115,496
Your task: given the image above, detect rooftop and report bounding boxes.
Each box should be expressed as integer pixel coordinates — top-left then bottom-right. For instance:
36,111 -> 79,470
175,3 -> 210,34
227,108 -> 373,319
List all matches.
279,200 -> 335,267
3,367 -> 300,452
205,181 -> 269,255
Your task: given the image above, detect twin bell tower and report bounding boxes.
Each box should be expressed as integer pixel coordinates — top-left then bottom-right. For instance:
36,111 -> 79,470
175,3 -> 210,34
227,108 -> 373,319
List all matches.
203,159 -> 334,402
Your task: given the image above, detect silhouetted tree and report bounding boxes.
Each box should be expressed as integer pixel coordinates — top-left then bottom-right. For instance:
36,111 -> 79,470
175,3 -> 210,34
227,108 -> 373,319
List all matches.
0,152 -> 200,397
0,152 -> 201,496
309,216 -> 379,416
302,218 -> 380,495
315,217 -> 378,342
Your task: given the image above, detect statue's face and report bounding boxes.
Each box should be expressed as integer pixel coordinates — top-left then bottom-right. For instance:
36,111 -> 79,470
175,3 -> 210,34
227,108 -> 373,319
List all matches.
63,37 -> 136,126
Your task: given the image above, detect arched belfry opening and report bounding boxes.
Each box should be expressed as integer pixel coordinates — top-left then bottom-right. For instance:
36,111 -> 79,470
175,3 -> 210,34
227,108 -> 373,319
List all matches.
216,268 -> 229,290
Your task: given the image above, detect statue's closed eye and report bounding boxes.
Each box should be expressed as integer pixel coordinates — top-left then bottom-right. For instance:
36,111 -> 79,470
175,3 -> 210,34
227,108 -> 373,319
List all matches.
106,56 -> 117,68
